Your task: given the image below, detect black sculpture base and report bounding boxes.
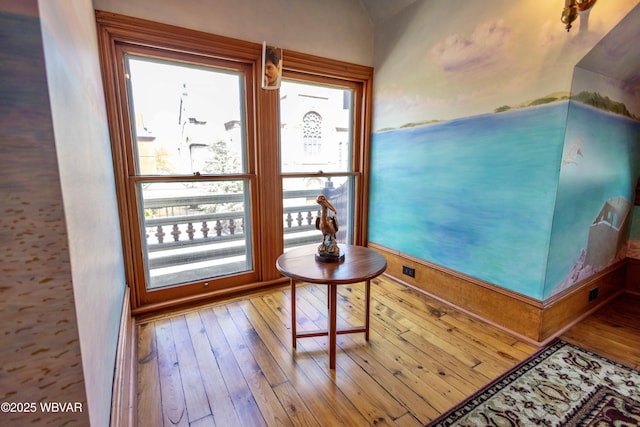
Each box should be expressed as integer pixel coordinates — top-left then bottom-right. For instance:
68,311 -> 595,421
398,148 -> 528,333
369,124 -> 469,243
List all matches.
315,250 -> 345,263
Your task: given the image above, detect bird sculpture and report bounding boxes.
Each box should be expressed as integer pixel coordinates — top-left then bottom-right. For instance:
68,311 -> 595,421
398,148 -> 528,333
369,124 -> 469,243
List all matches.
315,194 -> 340,258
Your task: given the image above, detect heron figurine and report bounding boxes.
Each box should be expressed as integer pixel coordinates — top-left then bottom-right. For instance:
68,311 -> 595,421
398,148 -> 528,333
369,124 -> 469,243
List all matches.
315,194 -> 342,260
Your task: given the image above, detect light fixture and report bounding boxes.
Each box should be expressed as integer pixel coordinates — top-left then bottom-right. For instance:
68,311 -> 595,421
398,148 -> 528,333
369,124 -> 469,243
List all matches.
561,0 -> 597,31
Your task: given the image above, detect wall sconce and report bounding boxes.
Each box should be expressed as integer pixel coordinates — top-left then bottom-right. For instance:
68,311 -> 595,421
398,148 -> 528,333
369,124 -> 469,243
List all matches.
561,0 -> 597,31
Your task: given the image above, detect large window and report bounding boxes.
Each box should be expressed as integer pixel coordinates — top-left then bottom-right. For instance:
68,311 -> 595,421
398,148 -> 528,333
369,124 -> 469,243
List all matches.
97,11 -> 373,310
126,56 -> 253,291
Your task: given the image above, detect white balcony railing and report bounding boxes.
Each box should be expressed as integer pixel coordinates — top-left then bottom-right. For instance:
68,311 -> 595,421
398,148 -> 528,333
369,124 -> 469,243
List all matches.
142,186 -> 349,289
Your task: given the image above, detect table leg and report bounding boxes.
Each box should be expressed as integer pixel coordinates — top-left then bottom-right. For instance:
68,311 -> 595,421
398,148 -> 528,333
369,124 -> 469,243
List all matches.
365,280 -> 371,341
291,278 -> 296,350
328,283 -> 337,369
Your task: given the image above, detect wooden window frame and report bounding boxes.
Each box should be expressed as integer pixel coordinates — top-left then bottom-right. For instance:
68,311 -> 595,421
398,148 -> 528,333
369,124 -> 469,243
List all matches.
96,11 -> 374,312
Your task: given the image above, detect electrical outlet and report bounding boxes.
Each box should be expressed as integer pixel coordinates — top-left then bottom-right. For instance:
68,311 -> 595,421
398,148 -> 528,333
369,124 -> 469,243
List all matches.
588,287 -> 599,301
402,265 -> 415,278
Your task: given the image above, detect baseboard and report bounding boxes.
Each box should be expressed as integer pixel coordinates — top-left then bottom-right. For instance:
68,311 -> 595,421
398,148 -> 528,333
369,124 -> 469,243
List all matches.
111,287 -> 136,427
369,243 -> 627,344
539,260 -> 626,342
625,257 -> 640,292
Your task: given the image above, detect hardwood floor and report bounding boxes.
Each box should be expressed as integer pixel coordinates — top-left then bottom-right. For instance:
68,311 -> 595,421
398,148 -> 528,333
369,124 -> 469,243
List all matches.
135,276 -> 640,426
560,291 -> 640,370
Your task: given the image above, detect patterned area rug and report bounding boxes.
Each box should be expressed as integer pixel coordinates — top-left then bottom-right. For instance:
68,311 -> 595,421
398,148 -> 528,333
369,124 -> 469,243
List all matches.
428,340 -> 640,426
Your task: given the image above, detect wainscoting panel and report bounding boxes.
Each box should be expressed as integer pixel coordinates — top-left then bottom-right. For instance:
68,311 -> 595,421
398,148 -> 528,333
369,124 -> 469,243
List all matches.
539,262 -> 626,341
369,243 -> 627,344
626,258 -> 640,293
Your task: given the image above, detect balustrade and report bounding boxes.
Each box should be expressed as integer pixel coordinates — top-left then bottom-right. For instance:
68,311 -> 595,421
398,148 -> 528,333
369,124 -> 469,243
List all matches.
143,189 -> 337,277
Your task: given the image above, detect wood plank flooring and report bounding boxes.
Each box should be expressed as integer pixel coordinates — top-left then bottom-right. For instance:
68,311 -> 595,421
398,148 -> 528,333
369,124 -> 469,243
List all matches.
560,291 -> 640,370
135,276 -> 640,426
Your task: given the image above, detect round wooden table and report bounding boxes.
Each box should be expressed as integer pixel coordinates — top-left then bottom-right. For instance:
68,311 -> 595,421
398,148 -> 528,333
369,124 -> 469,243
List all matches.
276,244 -> 387,369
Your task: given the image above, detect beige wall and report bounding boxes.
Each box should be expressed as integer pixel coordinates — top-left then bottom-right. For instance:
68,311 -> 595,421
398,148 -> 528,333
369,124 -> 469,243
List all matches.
93,0 -> 374,66
40,0 -> 127,425
1,0 -> 126,425
0,1 -> 90,425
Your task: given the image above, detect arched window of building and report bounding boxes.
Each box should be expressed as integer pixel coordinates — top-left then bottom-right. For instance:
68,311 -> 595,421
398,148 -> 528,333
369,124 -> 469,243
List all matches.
303,111 -> 322,156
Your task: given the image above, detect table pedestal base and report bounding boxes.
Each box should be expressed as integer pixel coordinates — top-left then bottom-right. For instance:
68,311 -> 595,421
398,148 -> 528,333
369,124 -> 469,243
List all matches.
290,279 -> 371,370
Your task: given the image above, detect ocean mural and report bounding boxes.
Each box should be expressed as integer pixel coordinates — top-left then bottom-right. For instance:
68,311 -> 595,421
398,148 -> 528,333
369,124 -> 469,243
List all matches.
370,103 -> 566,299
370,0 -> 640,302
370,98 -> 640,301
545,102 -> 640,298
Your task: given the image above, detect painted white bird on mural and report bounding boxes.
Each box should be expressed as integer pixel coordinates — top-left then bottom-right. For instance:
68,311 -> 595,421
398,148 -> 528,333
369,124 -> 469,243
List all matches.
315,194 -> 339,255
563,138 -> 584,165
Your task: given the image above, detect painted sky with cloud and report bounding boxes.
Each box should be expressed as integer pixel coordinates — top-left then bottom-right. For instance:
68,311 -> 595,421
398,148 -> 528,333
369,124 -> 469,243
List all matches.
431,19 -> 511,74
372,0 -> 638,131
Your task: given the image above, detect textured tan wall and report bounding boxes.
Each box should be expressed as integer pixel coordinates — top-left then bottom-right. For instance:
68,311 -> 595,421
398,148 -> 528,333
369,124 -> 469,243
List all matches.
93,0 -> 374,66
0,3 -> 89,425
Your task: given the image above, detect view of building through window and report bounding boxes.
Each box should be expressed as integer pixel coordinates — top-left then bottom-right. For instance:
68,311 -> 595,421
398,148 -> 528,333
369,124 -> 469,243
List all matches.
127,56 -> 251,289
280,80 -> 355,251
127,57 -> 355,288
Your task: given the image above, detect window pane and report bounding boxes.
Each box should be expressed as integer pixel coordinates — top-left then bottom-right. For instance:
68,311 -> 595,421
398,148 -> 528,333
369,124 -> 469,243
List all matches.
139,180 -> 253,289
280,80 -> 353,173
126,56 -> 245,176
282,176 -> 353,251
